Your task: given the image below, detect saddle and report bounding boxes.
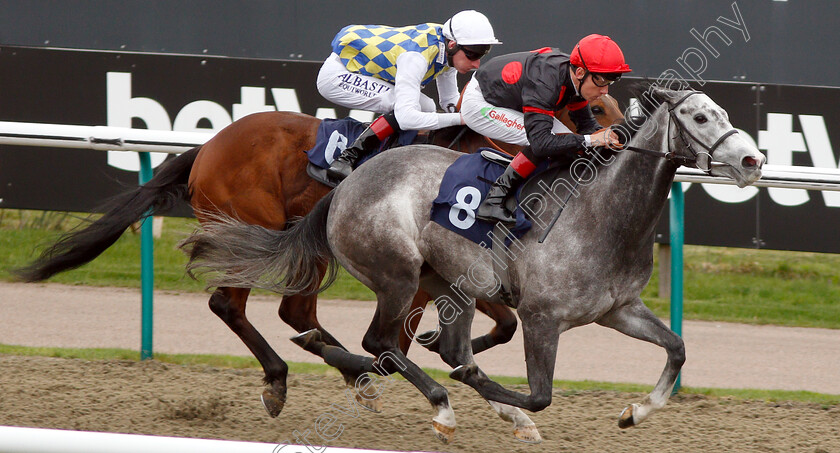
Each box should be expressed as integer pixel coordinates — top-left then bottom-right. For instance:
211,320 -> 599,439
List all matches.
305,118 -> 418,188
427,150 -> 575,305
305,117 -> 522,188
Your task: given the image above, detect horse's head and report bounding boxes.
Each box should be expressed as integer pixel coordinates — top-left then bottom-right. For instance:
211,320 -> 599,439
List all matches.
556,93 -> 624,129
651,87 -> 765,187
590,94 -> 624,126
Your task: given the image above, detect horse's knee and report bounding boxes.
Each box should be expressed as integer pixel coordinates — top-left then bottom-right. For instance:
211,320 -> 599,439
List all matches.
278,295 -> 317,330
492,313 -> 518,344
362,331 -> 387,357
670,338 -> 686,368
526,393 -> 552,412
208,290 -> 235,320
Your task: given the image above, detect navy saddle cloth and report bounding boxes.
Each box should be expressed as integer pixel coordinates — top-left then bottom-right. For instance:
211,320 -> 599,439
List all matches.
305,117 -> 418,170
430,148 -> 533,246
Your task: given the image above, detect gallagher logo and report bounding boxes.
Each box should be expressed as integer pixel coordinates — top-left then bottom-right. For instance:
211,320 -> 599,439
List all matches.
480,107 -> 524,130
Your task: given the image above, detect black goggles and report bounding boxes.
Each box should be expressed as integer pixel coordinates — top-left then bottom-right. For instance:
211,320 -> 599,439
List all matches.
460,45 -> 491,61
576,46 -> 620,87
590,73 -> 621,87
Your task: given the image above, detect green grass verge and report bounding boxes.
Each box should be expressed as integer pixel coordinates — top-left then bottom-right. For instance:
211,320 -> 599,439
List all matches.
2,343 -> 837,406
0,213 -> 372,300
2,209 -> 840,329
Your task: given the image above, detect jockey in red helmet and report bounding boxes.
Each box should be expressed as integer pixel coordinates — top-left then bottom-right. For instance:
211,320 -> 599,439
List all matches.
317,10 -> 502,181
460,34 -> 631,225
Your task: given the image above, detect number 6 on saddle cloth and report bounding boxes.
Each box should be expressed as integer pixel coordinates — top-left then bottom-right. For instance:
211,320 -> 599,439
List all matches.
305,117 -> 418,188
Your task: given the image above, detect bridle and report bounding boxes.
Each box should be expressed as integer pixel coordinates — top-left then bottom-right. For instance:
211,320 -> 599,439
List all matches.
621,91 -> 739,173
539,91 -> 739,245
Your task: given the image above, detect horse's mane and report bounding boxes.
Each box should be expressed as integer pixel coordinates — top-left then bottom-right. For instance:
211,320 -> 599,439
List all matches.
615,80 -> 693,144
630,81 -> 663,124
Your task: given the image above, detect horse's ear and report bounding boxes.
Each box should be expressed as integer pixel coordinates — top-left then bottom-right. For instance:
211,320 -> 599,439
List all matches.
647,85 -> 682,104
630,83 -> 676,117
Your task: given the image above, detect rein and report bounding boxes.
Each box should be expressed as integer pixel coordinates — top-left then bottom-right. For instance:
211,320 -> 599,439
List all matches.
620,91 -> 739,172
537,91 -> 737,244
482,136 -> 516,156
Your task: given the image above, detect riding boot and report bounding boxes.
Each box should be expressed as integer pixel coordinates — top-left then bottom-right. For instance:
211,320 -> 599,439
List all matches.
476,151 -> 536,225
327,113 -> 398,180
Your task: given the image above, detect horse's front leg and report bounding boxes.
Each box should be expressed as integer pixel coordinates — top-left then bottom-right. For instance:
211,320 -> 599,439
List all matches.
449,303 -> 565,415
431,287 -> 541,443
208,286 -> 288,417
597,297 -> 686,428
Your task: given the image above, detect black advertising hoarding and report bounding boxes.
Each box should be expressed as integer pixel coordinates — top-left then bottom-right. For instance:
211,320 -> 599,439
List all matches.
0,45 -> 343,214
753,85 -> 840,252
610,81 -> 762,248
610,80 -> 840,253
2,46 -> 840,252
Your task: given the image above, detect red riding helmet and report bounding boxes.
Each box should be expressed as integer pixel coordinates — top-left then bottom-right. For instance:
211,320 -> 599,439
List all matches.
570,34 -> 632,74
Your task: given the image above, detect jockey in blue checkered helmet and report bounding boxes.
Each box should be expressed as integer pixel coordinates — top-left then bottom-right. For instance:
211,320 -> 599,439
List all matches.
318,10 -> 502,180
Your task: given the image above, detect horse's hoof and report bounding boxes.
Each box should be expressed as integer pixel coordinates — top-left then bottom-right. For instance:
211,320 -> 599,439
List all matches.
290,329 -> 322,349
513,424 -> 542,444
355,392 -> 383,413
415,329 -> 440,352
290,329 -> 325,355
351,379 -> 383,413
449,363 -> 476,382
432,419 -> 455,444
618,404 -> 637,429
261,387 -> 286,418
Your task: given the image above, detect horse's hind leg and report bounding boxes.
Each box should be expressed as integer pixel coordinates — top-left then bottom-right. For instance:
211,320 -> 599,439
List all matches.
471,300 -> 518,354
279,293 -> 349,356
449,305 -> 566,414
411,298 -> 518,355
341,252 -> 458,442
208,286 -> 288,417
361,298 -> 459,444
280,292 -> 383,413
290,299 -> 460,444
398,290 -> 433,354
278,263 -> 350,353
597,297 -> 686,428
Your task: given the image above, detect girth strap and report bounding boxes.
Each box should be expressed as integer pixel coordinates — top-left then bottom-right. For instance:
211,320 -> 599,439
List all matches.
491,222 -> 514,307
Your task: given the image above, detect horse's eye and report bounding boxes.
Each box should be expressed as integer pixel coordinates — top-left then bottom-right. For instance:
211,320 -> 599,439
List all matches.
694,114 -> 708,124
591,106 -> 604,115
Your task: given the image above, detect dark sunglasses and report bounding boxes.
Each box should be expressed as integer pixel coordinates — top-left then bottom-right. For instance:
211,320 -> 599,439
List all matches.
460,45 -> 491,61
576,46 -> 620,87
591,73 -> 621,87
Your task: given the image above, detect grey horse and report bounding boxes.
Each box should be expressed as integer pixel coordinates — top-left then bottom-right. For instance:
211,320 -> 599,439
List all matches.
180,85 -> 765,444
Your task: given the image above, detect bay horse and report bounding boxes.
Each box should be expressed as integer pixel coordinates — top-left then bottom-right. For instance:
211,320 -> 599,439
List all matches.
179,85 -> 765,443
14,96 -> 622,417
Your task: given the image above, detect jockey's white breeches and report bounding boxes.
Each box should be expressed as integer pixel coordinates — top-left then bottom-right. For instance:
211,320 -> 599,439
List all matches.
459,76 -> 571,147
316,53 -> 437,114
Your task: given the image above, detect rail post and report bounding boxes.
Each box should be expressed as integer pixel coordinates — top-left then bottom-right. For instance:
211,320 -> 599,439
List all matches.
138,152 -> 154,360
669,182 -> 685,392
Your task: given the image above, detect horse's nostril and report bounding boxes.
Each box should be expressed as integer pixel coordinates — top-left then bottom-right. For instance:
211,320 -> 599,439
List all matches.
742,156 -> 759,168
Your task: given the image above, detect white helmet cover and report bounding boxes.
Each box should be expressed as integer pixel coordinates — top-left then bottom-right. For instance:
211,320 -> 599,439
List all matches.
441,10 -> 502,46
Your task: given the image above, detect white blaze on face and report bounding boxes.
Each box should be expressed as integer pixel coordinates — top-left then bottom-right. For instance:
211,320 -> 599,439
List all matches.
681,94 -> 764,187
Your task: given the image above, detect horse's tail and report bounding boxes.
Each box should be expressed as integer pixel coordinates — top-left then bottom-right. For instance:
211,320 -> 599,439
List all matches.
14,146 -> 201,282
180,190 -> 337,295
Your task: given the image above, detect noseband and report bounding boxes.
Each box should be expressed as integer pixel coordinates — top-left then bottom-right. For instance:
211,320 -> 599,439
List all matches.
623,91 -> 739,172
